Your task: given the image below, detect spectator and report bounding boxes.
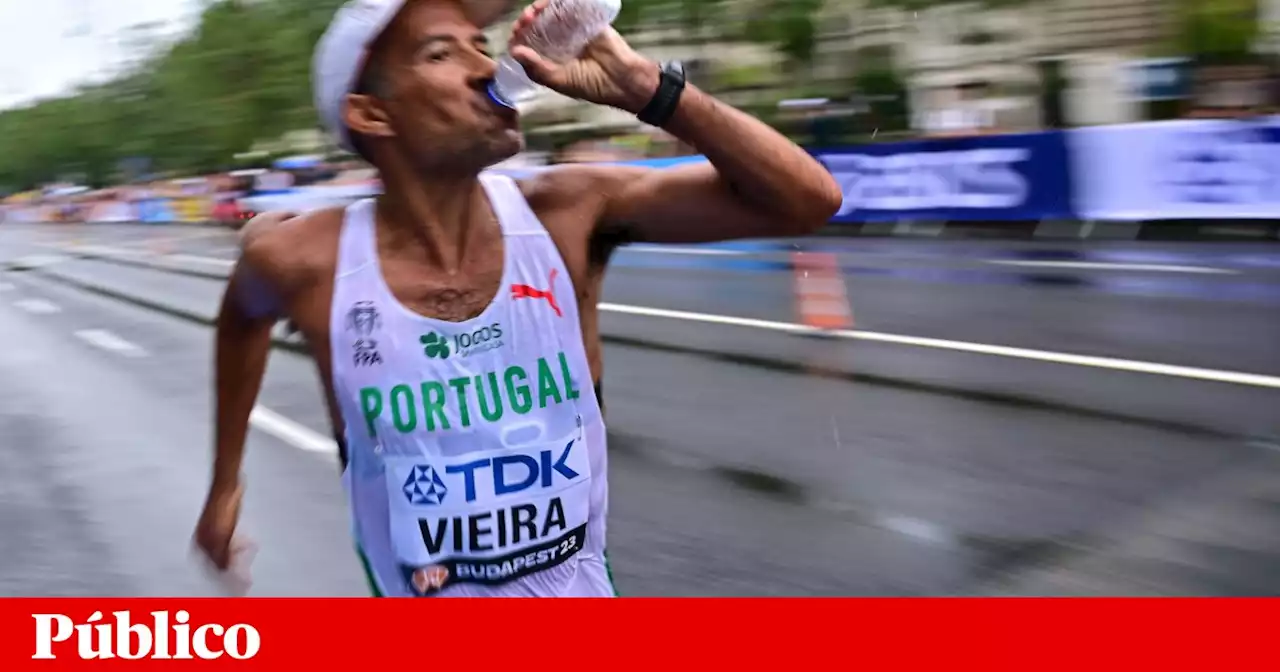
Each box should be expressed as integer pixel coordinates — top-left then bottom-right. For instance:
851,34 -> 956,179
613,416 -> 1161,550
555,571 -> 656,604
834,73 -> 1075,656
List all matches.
916,82 -> 996,138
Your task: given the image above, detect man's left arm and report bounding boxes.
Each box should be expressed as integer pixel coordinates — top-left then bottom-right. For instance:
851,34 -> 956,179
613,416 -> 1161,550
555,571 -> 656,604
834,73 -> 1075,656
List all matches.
592,72 -> 844,244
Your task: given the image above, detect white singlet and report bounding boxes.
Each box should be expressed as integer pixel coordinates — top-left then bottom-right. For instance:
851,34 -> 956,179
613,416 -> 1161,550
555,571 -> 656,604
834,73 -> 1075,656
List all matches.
328,173 -> 615,597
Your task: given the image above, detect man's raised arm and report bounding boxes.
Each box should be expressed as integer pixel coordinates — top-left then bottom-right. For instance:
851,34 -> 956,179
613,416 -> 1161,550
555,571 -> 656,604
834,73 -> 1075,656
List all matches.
509,19 -> 844,245
598,74 -> 844,243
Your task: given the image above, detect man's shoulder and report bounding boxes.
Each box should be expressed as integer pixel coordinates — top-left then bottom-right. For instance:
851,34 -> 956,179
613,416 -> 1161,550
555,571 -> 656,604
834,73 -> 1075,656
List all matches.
237,206 -> 345,284
515,163 -> 649,208
512,165 -> 651,271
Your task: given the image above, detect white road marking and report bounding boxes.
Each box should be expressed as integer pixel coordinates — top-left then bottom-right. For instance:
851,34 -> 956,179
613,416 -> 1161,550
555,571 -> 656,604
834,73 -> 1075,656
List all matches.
1247,440 -> 1280,452
75,329 -> 148,357
168,253 -> 235,269
14,298 -> 62,314
603,302 -> 813,333
599,302 -> 1280,389
986,260 -> 1238,275
79,244 -> 146,258
876,515 -> 954,545
61,244 -> 237,270
0,282 -> 15,292
622,244 -> 745,256
51,249 -> 1280,389
113,231 -> 229,249
12,254 -> 71,268
249,406 -> 337,456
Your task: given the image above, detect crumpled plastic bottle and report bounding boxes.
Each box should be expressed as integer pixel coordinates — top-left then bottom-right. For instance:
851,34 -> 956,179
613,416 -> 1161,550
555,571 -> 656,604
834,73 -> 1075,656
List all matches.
488,0 -> 623,109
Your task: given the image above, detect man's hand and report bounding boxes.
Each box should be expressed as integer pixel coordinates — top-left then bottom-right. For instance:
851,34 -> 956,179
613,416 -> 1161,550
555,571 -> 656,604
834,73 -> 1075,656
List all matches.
193,482 -> 256,595
508,0 -> 658,114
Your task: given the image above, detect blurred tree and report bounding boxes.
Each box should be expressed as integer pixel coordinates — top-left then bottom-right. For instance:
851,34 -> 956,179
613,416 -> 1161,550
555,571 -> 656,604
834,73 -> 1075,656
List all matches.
864,0 -> 1028,10
1176,0 -> 1260,63
613,0 -> 646,31
743,0 -> 824,70
676,0 -> 722,39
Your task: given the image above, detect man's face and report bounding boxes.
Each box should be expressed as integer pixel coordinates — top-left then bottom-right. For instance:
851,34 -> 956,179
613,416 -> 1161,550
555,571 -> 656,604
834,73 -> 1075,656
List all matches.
352,0 -> 523,171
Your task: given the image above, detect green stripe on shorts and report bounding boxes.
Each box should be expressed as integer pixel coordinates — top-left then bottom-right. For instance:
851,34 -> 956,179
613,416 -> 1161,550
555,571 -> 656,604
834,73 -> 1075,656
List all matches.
604,549 -> 620,597
356,545 -> 384,597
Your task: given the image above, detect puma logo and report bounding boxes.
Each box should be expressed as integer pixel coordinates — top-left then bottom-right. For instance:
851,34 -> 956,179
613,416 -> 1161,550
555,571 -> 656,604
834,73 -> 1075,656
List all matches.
511,268 -> 563,318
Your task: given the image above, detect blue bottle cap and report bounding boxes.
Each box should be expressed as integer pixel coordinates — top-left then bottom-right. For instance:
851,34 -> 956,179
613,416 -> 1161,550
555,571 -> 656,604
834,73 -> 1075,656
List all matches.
487,82 -> 518,110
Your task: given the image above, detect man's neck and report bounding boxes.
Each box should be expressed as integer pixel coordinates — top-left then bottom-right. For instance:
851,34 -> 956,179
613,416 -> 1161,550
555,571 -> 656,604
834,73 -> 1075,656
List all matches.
373,163 -> 493,273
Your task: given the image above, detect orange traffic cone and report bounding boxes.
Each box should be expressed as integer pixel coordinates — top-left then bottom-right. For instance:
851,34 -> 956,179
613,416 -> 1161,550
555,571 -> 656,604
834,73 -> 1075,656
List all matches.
792,251 -> 853,332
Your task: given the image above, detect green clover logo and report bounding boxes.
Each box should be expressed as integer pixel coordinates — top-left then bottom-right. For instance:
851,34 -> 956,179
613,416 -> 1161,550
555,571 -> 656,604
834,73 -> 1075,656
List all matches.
420,332 -> 450,359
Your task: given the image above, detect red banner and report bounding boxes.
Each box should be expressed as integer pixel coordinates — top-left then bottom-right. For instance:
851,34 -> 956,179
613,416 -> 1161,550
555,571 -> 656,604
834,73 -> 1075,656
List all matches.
1,599 -> 1274,668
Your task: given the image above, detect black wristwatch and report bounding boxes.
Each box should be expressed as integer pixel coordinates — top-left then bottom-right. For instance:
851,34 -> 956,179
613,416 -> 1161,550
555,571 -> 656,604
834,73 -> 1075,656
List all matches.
637,61 -> 686,128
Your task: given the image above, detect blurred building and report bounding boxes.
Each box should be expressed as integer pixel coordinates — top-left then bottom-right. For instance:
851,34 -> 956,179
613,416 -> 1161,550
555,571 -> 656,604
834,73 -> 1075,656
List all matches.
812,0 -> 1180,130
493,0 -> 1274,139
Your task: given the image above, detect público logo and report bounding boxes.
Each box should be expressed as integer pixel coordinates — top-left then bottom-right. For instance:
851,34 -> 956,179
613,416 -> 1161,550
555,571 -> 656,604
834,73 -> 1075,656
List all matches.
420,332 -> 450,360
31,611 -> 260,660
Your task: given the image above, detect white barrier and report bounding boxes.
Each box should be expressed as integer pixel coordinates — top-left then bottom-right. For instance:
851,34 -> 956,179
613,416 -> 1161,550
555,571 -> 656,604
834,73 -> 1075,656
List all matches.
1070,118 -> 1280,221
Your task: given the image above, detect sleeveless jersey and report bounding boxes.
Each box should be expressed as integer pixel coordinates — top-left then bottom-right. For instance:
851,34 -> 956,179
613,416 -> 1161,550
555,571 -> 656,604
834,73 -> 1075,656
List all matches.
328,173 -> 614,597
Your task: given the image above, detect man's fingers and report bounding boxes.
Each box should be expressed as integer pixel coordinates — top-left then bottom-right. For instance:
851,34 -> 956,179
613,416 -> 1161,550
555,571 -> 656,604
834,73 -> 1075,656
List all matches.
194,534 -> 257,595
222,536 -> 257,595
510,45 -> 561,86
230,536 -> 258,564
193,536 -> 231,570
515,0 -> 548,28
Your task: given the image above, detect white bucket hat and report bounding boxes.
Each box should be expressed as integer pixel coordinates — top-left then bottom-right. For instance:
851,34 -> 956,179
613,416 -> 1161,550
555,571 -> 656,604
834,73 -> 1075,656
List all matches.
312,0 -> 518,152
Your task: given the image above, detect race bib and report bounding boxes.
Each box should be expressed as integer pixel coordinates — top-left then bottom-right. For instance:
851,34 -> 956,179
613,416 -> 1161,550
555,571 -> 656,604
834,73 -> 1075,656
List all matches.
384,433 -> 592,596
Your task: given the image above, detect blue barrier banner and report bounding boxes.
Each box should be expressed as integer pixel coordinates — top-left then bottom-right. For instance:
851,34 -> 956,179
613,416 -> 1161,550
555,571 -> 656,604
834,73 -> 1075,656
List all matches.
224,121 -> 1280,226
135,198 -> 175,223
1070,118 -> 1280,221
817,132 -> 1074,222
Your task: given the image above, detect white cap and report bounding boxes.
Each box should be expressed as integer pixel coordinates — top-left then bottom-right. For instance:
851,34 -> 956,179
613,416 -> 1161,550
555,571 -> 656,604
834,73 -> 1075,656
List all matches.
312,0 -> 517,152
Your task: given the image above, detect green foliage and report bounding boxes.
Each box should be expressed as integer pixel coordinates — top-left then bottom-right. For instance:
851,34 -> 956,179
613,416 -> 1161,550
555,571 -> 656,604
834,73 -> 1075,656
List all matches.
864,0 -> 1029,10
1176,0 -> 1260,62
743,0 -> 823,67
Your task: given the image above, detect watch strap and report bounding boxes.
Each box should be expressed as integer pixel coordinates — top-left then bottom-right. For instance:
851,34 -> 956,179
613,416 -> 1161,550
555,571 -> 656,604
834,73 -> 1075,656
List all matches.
637,61 -> 686,128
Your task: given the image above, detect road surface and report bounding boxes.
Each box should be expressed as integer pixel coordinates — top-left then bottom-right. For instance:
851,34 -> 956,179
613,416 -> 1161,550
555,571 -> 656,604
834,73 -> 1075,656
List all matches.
1,223 -> 1278,596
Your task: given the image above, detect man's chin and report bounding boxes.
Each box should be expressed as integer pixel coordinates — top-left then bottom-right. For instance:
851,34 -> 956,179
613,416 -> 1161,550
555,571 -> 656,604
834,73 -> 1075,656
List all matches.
482,132 -> 526,167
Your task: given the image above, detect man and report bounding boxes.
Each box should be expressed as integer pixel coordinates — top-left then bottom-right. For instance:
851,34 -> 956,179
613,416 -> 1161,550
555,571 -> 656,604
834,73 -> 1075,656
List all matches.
194,0 -> 841,597
916,82 -> 995,138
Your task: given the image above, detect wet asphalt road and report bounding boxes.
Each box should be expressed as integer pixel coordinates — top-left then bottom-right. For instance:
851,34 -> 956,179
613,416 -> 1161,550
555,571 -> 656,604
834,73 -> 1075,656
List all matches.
1,222 -> 1278,596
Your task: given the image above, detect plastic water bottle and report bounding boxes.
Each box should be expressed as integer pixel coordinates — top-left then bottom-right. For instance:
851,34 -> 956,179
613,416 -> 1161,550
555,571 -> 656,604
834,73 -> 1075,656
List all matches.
488,0 -> 623,109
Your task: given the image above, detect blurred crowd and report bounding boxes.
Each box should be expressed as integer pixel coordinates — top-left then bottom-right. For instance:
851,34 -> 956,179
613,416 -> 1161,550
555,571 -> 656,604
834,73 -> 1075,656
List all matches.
2,158 -> 372,226
0,127 -> 702,226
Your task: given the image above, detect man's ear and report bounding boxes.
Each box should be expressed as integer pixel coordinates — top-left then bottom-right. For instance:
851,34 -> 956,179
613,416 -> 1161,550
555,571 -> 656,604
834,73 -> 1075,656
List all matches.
343,93 -> 394,140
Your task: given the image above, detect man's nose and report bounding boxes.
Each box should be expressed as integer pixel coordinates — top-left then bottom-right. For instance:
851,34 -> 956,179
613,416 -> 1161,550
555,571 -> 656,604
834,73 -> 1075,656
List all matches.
470,48 -> 498,84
